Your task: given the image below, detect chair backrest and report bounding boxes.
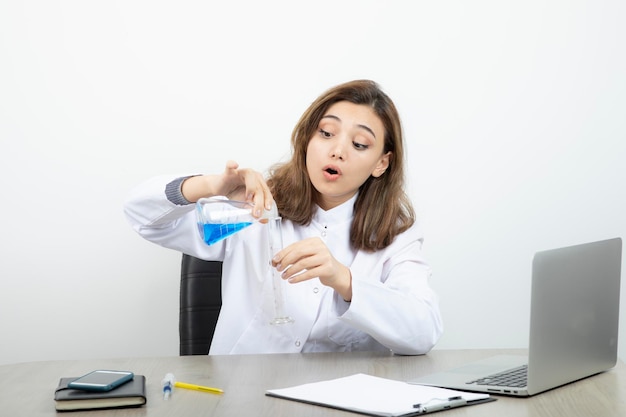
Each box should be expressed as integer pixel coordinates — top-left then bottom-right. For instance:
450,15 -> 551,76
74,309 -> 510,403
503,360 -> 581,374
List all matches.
179,254 -> 223,355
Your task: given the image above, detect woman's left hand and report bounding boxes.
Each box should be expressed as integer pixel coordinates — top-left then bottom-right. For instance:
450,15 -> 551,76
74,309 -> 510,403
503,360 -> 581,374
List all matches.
272,237 -> 352,301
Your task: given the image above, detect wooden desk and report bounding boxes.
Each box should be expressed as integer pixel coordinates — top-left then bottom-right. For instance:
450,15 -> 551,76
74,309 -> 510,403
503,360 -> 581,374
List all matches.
1,349 -> 624,416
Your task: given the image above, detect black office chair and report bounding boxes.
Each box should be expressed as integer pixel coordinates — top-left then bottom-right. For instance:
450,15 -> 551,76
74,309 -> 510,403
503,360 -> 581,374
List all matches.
179,254 -> 223,355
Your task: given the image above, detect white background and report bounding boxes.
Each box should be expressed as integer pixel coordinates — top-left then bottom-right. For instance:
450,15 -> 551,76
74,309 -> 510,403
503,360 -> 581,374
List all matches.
1,0 -> 625,366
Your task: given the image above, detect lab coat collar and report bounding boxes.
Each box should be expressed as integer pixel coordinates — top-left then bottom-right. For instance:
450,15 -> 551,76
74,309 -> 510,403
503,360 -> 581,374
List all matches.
312,193 -> 358,225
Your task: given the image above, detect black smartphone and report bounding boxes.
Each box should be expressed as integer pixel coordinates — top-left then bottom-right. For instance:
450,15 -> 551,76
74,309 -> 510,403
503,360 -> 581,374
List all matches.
68,370 -> 134,392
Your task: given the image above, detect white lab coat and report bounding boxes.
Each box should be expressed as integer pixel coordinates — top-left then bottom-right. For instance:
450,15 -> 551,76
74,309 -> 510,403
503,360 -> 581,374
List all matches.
124,175 -> 443,355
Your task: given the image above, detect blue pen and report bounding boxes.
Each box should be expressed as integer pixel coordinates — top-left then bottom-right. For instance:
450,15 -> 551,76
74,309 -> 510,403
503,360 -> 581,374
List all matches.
162,373 -> 175,400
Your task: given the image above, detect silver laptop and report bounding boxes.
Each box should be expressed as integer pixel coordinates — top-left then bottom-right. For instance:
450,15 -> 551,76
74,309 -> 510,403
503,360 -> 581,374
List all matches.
410,237 -> 622,397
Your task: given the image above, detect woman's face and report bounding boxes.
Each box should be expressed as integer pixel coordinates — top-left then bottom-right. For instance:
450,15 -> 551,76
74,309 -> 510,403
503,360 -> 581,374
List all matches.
306,101 -> 390,210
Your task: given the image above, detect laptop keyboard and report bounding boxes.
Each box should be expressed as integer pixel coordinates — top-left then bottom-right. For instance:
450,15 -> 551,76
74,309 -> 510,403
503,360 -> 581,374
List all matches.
466,364 -> 528,387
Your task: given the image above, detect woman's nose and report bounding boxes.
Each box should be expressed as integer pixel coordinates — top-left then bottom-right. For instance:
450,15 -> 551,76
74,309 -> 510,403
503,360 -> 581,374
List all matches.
330,141 -> 346,160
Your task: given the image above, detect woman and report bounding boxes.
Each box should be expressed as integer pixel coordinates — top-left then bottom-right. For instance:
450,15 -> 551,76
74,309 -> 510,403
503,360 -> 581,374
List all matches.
124,79 -> 443,355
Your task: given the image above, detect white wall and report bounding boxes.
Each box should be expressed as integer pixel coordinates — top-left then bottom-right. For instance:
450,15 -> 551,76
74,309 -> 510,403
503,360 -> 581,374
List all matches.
1,0 -> 625,365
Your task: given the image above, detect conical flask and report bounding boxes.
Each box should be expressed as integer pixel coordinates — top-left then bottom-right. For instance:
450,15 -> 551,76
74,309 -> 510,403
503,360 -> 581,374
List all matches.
196,197 -> 276,245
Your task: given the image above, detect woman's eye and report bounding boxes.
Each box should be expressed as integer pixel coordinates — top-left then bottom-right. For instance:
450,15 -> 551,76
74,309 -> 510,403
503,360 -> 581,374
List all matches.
319,129 -> 332,138
353,141 -> 369,150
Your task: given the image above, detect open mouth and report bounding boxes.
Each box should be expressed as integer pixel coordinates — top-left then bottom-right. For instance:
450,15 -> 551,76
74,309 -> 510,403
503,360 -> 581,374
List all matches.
323,166 -> 341,181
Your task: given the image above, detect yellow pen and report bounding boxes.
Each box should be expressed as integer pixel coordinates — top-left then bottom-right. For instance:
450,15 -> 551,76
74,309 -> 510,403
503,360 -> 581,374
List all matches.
174,381 -> 224,395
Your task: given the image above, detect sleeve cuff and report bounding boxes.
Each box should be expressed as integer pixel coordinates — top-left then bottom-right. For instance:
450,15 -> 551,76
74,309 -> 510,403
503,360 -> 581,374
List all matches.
164,175 -> 197,206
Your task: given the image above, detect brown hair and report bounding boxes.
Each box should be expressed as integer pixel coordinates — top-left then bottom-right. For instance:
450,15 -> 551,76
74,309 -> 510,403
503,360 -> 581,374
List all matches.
267,80 -> 415,251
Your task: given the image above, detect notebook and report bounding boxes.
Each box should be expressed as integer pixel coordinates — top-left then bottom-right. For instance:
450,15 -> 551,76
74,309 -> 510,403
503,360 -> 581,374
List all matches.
410,237 -> 622,397
54,375 -> 147,411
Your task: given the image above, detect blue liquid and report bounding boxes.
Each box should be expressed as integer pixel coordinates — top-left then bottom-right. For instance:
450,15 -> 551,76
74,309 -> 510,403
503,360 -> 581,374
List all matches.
201,222 -> 253,245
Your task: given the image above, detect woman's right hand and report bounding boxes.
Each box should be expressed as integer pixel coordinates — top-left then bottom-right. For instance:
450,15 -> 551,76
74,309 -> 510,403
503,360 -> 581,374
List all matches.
219,160 -> 274,217
181,160 -> 274,218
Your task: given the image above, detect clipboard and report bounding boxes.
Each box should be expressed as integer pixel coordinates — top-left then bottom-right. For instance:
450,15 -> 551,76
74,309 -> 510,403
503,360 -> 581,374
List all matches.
266,373 -> 495,416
